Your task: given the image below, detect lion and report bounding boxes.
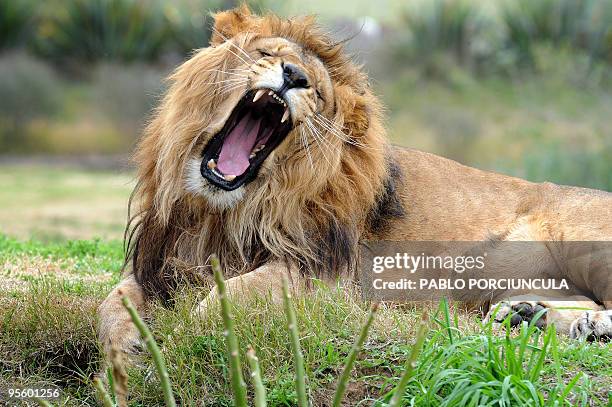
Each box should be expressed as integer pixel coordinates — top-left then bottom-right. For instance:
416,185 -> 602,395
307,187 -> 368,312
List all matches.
98,6 -> 612,359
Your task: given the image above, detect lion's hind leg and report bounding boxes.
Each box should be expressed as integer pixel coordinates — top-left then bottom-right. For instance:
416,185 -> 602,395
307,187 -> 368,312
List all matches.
484,295 -> 606,338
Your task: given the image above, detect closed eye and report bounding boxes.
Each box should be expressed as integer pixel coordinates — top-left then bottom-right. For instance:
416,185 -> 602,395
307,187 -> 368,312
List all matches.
316,89 -> 325,102
257,49 -> 272,57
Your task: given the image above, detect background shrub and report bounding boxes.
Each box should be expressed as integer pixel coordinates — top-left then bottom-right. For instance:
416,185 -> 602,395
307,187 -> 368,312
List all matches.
91,63 -> 166,135
0,52 -> 61,152
34,0 -> 168,63
0,0 -> 35,50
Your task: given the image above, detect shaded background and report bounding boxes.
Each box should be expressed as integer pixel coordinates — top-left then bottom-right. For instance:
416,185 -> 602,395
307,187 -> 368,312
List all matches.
1,0 -> 611,241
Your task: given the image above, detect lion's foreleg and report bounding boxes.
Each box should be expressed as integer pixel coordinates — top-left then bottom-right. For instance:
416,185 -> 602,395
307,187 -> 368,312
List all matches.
195,262 -> 303,315
98,275 -> 147,359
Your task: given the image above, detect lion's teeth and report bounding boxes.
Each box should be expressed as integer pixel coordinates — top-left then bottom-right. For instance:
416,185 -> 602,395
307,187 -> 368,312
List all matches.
268,91 -> 273,96
224,174 -> 236,181
249,153 -> 256,159
207,159 -> 216,169
281,108 -> 290,123
253,89 -> 266,102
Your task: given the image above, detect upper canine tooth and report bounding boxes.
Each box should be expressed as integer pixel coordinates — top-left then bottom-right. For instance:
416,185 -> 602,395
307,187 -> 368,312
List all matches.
281,108 -> 290,123
207,159 -> 216,169
224,174 -> 236,181
253,89 -> 266,102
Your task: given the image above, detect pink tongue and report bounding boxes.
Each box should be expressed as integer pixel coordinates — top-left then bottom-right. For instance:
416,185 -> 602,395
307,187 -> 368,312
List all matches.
217,114 -> 262,176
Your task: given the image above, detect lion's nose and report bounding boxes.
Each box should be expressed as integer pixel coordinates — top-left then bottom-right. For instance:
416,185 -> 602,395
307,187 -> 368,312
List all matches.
282,63 -> 309,89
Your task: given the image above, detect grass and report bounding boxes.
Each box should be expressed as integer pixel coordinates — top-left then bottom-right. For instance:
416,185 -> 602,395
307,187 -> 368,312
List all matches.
0,234 -> 611,406
0,166 -> 133,241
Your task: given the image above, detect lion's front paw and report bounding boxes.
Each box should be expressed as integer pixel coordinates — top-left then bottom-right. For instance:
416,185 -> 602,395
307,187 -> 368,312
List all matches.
99,313 -> 144,359
569,310 -> 612,341
192,287 -> 219,318
484,301 -> 548,329
98,320 -> 145,378
108,326 -> 143,356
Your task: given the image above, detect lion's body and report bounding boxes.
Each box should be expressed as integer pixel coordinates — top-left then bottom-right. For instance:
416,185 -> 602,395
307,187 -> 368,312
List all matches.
385,147 -> 611,243
98,6 -> 611,359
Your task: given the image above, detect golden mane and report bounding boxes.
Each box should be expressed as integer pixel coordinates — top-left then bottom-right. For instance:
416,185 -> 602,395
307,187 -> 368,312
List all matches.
126,6 -> 398,301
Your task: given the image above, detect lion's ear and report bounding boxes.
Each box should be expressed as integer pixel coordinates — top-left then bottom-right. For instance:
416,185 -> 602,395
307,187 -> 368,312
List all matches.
210,4 -> 252,45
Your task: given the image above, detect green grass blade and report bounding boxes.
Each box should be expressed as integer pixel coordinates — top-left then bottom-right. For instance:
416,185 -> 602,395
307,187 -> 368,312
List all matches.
332,302 -> 379,407
122,296 -> 176,407
105,366 -> 116,404
282,276 -> 309,407
516,321 -> 530,372
93,377 -> 115,407
388,311 -> 429,407
211,254 -> 248,407
247,346 -> 267,407
528,326 -> 553,383
441,298 -> 454,344
33,399 -> 54,407
560,371 -> 583,401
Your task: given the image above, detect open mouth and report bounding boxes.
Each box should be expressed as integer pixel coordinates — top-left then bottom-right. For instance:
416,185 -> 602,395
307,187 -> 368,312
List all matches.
200,88 -> 293,191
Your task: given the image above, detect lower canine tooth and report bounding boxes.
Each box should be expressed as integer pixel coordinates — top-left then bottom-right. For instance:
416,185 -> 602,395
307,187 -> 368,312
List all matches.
207,159 -> 216,169
253,89 -> 265,102
224,174 -> 236,181
281,108 -> 290,123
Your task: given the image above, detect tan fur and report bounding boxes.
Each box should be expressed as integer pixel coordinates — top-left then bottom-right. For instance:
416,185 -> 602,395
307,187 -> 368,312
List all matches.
99,6 -> 611,359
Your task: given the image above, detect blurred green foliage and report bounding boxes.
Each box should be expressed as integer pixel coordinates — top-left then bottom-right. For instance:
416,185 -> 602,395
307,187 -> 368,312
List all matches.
0,0 -> 35,50
163,0 -> 224,56
394,0 -> 612,76
0,53 -> 61,152
501,0 -> 612,68
0,0 -> 608,67
34,0 -> 168,63
0,0 -> 227,63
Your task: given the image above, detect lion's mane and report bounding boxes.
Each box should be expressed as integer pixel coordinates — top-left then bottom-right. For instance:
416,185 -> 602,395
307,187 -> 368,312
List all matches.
125,6 -> 402,301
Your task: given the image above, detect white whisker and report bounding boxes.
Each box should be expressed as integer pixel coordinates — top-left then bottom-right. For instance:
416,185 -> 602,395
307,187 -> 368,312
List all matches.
201,69 -> 248,78
312,116 -> 351,144
218,83 -> 246,94
217,80 -> 247,95
307,117 -> 343,153
203,78 -> 247,86
212,27 -> 255,65
304,119 -> 336,167
299,127 -> 314,170
313,114 -> 378,150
